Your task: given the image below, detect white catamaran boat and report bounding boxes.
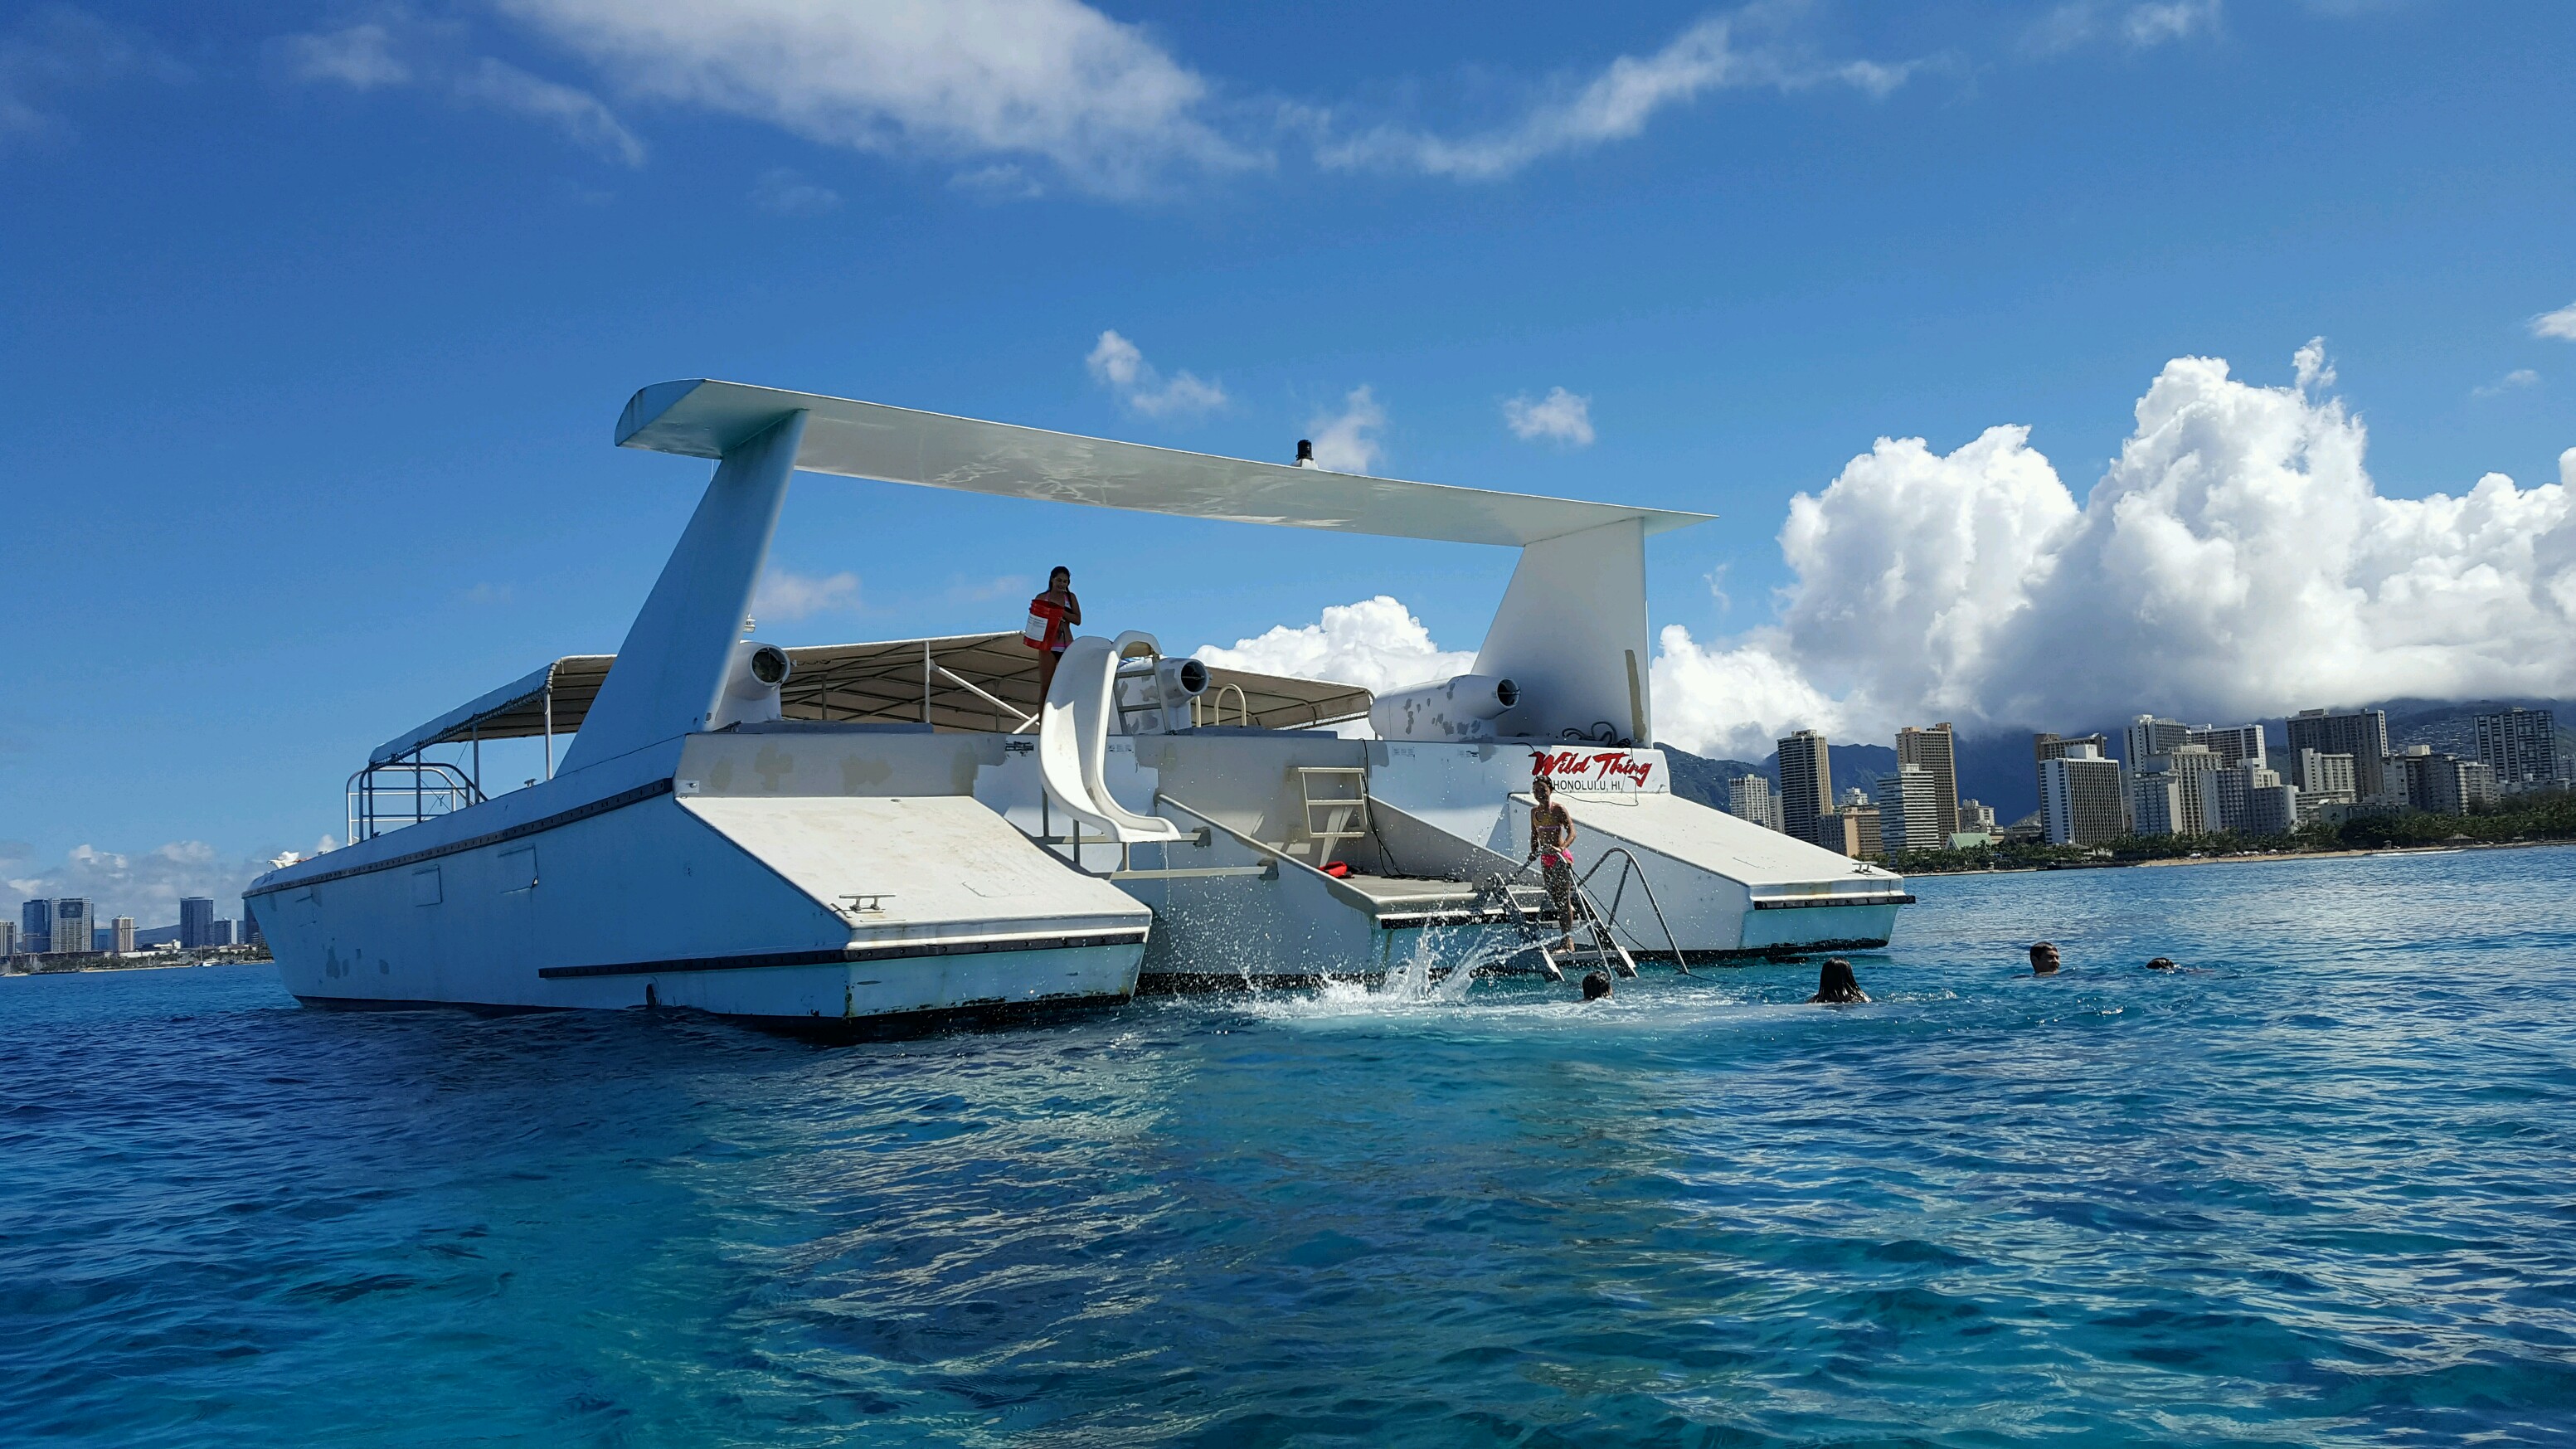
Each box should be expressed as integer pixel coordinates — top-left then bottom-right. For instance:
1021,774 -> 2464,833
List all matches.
245,381 -> 1909,1033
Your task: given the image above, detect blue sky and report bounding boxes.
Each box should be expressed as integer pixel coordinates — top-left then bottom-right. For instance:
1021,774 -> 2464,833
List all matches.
3,1 -> 2572,919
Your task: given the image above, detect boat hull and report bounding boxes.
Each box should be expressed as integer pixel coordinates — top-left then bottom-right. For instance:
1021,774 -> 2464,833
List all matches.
253,738 -> 1150,1029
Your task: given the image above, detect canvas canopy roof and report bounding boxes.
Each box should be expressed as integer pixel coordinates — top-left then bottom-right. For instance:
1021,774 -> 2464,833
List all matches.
372,634 -> 1372,766
616,380 -> 1712,548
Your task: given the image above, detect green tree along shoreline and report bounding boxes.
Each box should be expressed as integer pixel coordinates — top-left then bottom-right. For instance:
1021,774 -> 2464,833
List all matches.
1889,788 -> 2576,874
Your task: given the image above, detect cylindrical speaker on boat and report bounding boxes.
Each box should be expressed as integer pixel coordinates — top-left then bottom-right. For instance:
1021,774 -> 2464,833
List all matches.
1369,674 -> 1521,742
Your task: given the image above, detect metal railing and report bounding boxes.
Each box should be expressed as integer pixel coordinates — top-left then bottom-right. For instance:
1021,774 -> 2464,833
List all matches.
1579,847 -> 1688,974
347,761 -> 484,843
1190,683 -> 1248,728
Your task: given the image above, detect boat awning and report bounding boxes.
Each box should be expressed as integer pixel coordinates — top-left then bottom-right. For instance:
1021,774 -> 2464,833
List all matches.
371,634 -> 1373,766
616,381 -> 1713,548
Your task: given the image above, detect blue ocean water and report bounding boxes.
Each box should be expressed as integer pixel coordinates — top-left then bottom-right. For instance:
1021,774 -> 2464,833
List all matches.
4,848 -> 2574,1447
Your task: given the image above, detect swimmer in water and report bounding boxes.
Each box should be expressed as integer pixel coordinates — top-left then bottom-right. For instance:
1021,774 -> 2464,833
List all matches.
1810,957 -> 1869,1004
2029,941 -> 2062,975
2145,955 -> 2178,970
1582,971 -> 1613,1001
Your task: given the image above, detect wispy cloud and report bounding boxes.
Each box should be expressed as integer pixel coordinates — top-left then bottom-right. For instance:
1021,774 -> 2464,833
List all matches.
751,567 -> 861,622
751,165 -> 840,216
278,21 -> 409,90
1085,330 -> 1227,418
495,0 -> 1254,198
4,840 -> 285,929
273,10 -> 642,167
1313,12 -> 1919,180
1306,387 -> 1387,474
2024,0 -> 2224,55
454,56 -> 644,165
1,6 -> 186,146
2472,368 -> 2540,398
1503,387 -> 1596,447
2531,302 -> 2576,342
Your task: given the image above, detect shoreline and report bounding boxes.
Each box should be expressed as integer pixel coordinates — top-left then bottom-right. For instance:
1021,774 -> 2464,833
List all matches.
2,955 -> 270,979
1908,837 -> 2576,877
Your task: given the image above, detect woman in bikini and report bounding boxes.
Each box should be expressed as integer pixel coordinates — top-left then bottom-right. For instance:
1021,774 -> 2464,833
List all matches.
1528,774 -> 1578,955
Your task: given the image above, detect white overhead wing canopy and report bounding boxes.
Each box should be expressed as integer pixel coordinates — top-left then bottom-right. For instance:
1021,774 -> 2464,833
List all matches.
616,380 -> 1712,548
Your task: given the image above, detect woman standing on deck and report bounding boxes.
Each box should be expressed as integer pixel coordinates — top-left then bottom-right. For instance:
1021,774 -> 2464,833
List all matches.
1028,566 -> 1082,702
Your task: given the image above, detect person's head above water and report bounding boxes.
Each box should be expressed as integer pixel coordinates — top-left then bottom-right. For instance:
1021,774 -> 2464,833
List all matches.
2146,956 -> 2178,970
2029,941 -> 2062,975
1810,957 -> 1869,1004
1582,971 -> 1612,1000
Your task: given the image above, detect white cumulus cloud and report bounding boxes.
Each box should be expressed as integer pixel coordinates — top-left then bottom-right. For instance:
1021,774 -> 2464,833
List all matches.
1306,387 -> 1387,473
752,567 -> 861,622
1654,343 -> 2576,753
1085,329 -> 1227,417
2531,303 -> 2576,342
1503,387 -> 1597,447
1194,596 -> 1476,696
1315,11 -> 1915,180
496,0 -> 1252,197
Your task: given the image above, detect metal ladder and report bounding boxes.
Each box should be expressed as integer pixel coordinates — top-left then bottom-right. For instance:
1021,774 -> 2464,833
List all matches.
1484,871 -> 1636,982
1295,767 -> 1370,868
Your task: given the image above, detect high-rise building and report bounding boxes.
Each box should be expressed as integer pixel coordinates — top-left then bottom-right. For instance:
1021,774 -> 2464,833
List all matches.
1727,773 -> 1780,831
51,898 -> 91,955
1776,729 -> 1834,846
20,899 -> 51,955
2034,732 -> 2110,765
180,897 -> 216,950
2039,743 -> 2126,846
211,920 -> 236,948
2136,745 -> 2224,836
1956,799 -> 1996,834
2123,715 -> 2192,771
2244,778 -> 2301,836
0,921 -> 16,957
2287,707 -> 2391,801
1878,764 -> 1945,856
241,906 -> 265,950
1895,722 -> 1960,837
2287,747 -> 2355,802
2213,761 -> 2284,834
2129,771 -> 2184,836
2393,747 -> 2496,816
111,917 -> 135,954
2190,723 -> 2267,770
1826,805 -> 1884,860
2475,707 -> 2562,790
